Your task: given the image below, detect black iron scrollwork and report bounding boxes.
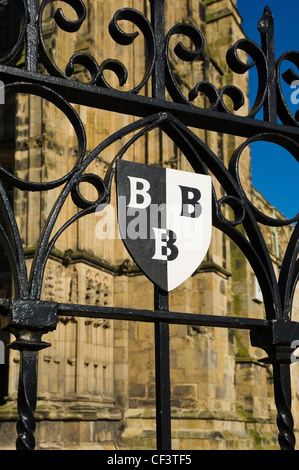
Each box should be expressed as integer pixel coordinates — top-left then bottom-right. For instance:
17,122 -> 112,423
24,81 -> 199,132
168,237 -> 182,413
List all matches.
277,51 -> 299,126
0,0 -> 298,452
164,21 -> 268,117
0,0 -> 28,65
38,1 -> 156,92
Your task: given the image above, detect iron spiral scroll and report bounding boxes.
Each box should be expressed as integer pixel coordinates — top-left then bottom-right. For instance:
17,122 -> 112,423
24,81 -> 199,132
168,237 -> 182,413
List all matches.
15,351 -> 38,450
273,364 -> 296,451
0,0 -> 297,450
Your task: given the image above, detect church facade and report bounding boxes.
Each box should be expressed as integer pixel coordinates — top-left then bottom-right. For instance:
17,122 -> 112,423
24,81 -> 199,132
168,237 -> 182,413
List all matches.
0,0 -> 298,450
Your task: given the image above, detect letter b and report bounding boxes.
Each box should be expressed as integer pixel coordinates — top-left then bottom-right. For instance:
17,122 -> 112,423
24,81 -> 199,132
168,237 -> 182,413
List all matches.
152,228 -> 178,261
179,185 -> 202,218
128,176 -> 151,209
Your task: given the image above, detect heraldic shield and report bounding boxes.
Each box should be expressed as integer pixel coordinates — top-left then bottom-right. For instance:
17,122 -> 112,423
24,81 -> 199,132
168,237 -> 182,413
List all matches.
116,160 -> 212,292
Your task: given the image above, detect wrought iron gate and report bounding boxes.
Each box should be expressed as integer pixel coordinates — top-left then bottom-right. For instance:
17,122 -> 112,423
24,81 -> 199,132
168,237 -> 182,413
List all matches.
0,0 -> 298,451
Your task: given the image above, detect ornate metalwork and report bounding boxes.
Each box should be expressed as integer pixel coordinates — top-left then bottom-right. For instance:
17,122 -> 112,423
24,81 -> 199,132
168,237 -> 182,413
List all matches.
0,0 -> 297,451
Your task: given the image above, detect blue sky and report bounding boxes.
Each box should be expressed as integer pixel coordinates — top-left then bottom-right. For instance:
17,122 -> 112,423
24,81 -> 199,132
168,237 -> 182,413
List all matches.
236,0 -> 299,219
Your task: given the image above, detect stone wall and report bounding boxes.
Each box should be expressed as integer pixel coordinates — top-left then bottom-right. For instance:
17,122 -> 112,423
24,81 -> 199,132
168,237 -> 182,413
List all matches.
0,0 -> 298,451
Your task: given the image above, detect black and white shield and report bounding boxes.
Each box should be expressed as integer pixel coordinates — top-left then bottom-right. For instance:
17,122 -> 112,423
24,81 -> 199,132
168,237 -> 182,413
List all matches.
116,160 -> 212,292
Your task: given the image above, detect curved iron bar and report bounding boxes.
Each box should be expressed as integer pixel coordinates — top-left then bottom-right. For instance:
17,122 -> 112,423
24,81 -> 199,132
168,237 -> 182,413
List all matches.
0,0 -> 297,452
0,181 -> 28,298
38,0 -> 86,78
164,23 -> 204,104
38,2 -> 156,93
15,107 -> 298,449
0,222 -> 27,298
160,117 -> 283,320
0,0 -> 293,126
3,82 -> 86,191
230,132 -> 299,322
277,51 -> 299,126
40,116 -> 170,290
278,222 -> 299,320
0,0 -> 28,65
0,0 -> 295,127
29,112 -> 168,299
37,107 -> 284,325
104,8 -> 156,93
288,258 -> 299,318
29,106 -> 283,324
164,21 -> 268,117
25,107 -> 288,324
161,117 -> 297,448
229,133 -> 299,226
226,38 -> 268,117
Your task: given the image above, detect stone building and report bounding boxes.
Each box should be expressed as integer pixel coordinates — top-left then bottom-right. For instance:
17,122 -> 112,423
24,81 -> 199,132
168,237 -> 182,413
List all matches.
0,0 -> 298,450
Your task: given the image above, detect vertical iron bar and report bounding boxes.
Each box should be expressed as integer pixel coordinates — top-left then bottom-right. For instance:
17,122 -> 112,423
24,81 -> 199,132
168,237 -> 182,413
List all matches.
26,0 -> 39,72
258,6 -> 277,123
149,0 -> 166,99
16,350 -> 38,450
154,286 -> 171,450
149,0 -> 171,451
273,363 -> 296,450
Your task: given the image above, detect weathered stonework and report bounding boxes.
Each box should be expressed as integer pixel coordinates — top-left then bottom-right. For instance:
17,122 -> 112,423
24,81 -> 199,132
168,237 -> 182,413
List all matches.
0,0 -> 298,451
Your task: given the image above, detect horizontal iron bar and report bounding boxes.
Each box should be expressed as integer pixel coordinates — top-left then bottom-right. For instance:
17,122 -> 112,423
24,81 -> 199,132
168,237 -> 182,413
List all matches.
56,302 -> 269,331
1,66 -> 299,141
